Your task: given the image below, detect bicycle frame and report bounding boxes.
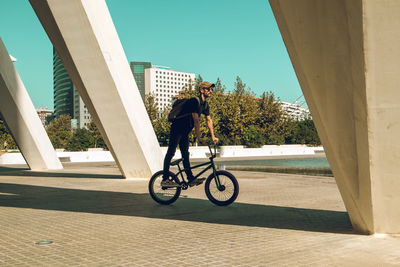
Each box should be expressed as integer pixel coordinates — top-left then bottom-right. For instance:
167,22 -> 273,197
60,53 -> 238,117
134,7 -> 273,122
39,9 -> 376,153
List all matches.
173,145 -> 222,189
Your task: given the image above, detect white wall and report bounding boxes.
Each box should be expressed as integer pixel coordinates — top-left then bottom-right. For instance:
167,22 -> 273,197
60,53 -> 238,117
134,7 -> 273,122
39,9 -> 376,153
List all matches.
0,145 -> 324,164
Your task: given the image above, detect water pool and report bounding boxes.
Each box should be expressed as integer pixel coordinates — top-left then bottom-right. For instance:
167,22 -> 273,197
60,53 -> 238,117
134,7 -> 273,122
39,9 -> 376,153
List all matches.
216,157 -> 330,168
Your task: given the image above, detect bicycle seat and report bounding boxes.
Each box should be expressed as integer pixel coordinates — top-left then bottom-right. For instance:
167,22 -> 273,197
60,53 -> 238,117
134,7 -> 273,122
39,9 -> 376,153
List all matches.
170,158 -> 183,166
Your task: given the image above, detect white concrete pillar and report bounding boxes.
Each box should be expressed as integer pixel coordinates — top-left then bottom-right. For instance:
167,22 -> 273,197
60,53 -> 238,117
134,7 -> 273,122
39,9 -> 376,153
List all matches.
29,0 -> 163,178
0,38 -> 62,170
269,0 -> 400,234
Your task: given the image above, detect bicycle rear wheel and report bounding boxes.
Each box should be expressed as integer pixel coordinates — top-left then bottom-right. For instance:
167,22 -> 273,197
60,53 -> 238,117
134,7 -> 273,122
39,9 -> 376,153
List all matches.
205,170 -> 239,206
149,171 -> 181,205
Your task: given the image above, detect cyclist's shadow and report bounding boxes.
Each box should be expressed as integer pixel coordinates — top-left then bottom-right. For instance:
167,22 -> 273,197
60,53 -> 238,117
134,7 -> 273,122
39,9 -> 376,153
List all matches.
148,197 -> 352,234
0,181 -> 353,235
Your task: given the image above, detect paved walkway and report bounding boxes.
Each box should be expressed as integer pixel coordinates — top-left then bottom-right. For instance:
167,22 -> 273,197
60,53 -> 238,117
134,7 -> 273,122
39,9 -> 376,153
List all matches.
0,162 -> 399,266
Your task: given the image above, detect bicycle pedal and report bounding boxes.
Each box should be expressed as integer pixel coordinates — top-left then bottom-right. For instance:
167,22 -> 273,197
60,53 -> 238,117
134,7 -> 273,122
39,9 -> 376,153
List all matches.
188,178 -> 205,187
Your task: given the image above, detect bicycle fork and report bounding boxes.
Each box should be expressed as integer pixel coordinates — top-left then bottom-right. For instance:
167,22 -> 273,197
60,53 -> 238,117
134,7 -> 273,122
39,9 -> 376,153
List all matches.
212,165 -> 222,190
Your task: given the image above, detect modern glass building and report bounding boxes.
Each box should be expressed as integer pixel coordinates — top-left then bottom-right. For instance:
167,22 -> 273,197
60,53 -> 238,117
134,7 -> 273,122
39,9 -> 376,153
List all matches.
53,48 -> 91,128
130,61 -> 151,100
53,48 -> 74,118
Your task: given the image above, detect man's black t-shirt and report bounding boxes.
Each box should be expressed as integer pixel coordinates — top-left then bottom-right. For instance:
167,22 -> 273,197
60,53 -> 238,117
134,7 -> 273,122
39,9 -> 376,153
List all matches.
173,97 -> 209,131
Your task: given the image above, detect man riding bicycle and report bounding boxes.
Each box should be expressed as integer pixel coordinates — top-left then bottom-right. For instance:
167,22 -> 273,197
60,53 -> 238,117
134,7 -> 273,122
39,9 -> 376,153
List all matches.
162,81 -> 219,187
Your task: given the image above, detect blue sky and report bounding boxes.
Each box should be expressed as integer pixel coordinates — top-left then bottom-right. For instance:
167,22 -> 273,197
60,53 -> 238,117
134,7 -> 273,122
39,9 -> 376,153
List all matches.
0,0 -> 303,109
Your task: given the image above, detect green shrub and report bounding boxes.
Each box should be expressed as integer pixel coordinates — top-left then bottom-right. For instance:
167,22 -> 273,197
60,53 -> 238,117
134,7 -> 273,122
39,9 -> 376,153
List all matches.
65,128 -> 94,151
242,125 -> 264,148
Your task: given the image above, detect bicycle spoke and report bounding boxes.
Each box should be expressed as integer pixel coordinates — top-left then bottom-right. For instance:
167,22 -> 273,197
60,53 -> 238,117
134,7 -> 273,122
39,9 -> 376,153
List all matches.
149,172 -> 181,204
205,172 -> 238,205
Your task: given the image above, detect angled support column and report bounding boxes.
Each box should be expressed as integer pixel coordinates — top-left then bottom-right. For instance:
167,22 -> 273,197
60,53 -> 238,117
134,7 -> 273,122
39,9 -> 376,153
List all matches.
270,0 -> 400,233
29,0 -> 163,178
0,38 -> 62,170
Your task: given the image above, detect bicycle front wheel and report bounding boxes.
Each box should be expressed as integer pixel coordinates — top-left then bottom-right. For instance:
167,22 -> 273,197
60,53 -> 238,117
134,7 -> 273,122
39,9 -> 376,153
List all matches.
149,171 -> 181,205
205,170 -> 239,206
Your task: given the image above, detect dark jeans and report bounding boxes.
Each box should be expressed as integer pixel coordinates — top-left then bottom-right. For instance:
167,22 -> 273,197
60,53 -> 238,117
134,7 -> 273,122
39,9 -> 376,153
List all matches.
163,123 -> 194,179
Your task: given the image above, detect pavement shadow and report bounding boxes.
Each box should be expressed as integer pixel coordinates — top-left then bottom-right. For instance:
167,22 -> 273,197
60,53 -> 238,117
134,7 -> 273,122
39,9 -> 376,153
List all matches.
0,166 -> 123,179
0,182 -> 353,234
0,166 -> 29,172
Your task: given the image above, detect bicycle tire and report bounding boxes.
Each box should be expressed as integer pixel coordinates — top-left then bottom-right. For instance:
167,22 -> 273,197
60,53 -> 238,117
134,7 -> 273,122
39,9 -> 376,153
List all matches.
149,170 -> 181,205
205,170 -> 239,206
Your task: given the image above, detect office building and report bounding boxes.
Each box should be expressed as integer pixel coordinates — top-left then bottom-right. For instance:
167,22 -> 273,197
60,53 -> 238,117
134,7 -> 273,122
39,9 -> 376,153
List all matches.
53,48 -> 91,128
36,107 -> 54,126
53,48 -> 73,117
145,65 -> 196,111
279,101 -> 311,120
73,87 -> 92,128
130,62 -> 151,100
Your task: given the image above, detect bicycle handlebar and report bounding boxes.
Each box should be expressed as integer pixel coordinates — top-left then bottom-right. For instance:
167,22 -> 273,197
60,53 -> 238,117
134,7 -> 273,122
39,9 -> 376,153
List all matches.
207,143 -> 218,158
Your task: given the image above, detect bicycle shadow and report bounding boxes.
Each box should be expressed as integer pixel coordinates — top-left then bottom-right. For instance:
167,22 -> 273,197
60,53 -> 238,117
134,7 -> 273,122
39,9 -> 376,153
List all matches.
0,182 -> 353,234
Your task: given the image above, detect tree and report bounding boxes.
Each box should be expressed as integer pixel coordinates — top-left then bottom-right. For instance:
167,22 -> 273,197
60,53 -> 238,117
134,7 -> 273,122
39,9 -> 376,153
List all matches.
217,76 -> 258,145
143,93 -> 159,125
242,125 -> 264,148
286,119 -> 321,146
204,77 -> 226,144
153,109 -> 171,146
87,120 -> 107,149
194,74 -> 203,91
45,114 -> 56,125
0,119 -> 17,150
143,93 -> 171,145
46,115 -> 72,149
256,92 -> 291,145
65,128 -> 93,151
143,74 -> 313,147
214,77 -> 226,93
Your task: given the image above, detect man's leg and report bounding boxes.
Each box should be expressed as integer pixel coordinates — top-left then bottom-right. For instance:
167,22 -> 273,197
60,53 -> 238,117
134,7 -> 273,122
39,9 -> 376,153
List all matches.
179,131 -> 194,180
163,124 -> 181,179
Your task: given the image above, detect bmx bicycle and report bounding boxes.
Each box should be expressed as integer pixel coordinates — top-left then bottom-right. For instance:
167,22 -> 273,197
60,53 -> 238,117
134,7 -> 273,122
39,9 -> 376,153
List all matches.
148,144 -> 239,206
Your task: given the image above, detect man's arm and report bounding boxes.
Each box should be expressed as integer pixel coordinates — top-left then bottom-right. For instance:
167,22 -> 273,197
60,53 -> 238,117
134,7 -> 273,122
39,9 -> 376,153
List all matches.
192,113 -> 202,144
206,115 -> 219,143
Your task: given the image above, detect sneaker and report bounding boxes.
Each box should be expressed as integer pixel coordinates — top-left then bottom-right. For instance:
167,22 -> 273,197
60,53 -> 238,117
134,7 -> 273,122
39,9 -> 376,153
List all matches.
161,180 -> 178,187
188,177 -> 206,187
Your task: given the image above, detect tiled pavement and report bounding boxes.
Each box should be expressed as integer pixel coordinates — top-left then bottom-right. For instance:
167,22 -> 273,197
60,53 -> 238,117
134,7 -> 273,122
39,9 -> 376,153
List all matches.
0,162 -> 399,266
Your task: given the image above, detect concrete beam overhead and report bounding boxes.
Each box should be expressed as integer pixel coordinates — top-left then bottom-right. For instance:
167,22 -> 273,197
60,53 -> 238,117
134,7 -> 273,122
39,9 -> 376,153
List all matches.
29,0 -> 163,178
0,38 -> 62,171
269,0 -> 400,233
